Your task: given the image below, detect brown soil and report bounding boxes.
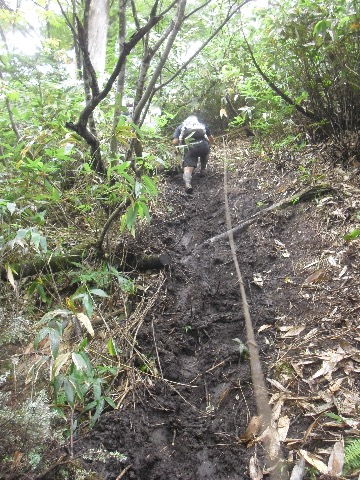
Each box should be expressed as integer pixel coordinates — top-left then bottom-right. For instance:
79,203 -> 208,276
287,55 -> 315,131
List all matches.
73,140 -> 360,480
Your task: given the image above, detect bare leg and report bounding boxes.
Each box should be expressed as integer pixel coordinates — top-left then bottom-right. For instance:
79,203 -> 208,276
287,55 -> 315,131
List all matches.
200,155 -> 208,173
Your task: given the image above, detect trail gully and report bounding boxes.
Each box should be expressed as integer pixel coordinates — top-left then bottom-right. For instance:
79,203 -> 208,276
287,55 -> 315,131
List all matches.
75,140 -> 285,480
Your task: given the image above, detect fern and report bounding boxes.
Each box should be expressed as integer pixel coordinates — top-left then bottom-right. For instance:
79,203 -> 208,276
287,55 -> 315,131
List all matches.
344,438 -> 360,473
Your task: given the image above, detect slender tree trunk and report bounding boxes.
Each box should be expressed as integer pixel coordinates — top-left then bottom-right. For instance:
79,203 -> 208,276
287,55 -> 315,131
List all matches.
72,0 -> 83,79
131,0 -> 187,126
126,0 -> 187,161
88,0 -> 110,81
111,0 -> 128,155
80,0 -> 105,173
0,29 -> 20,141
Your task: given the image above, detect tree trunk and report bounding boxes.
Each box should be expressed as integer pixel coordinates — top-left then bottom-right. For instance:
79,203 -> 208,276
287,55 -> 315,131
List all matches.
111,0 -> 128,155
88,0 -> 110,80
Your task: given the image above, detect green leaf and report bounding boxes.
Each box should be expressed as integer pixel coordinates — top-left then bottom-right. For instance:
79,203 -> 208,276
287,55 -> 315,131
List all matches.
79,337 -> 89,350
82,293 -> 93,318
93,379 -> 102,402
125,205 -> 137,233
72,352 -> 89,371
107,337 -> 117,356
142,175 -> 158,196
105,396 -> 117,409
138,201 -> 150,222
63,378 -> 75,406
49,328 -> 60,358
36,283 -> 48,303
343,229 -> 360,241
53,374 -> 64,404
37,309 -> 71,326
90,398 -> 105,426
82,400 -> 97,414
6,202 -> 16,215
89,288 -> 109,298
34,327 -> 51,350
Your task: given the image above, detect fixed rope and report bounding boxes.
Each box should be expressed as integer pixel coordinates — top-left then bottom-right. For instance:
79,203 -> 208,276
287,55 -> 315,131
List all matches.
222,137 -> 288,479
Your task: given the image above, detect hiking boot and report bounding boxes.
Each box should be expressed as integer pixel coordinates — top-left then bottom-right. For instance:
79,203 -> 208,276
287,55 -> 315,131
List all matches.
183,172 -> 193,194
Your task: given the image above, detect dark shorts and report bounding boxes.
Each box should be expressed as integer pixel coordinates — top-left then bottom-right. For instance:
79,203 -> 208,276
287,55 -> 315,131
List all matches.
182,140 -> 210,168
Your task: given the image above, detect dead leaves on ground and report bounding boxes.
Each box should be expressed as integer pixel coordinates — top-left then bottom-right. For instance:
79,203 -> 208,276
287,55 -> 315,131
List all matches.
243,312 -> 360,478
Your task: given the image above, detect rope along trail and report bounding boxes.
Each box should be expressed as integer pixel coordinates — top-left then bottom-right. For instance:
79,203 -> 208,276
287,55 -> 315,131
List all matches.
222,138 -> 289,479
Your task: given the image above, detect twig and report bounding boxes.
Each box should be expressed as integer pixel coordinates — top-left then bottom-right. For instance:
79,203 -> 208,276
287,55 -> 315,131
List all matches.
152,319 -> 164,378
115,464 -> 133,480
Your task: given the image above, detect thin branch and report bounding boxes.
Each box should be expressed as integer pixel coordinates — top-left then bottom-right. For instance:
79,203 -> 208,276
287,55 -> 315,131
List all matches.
132,0 -> 187,124
184,0 -> 212,20
242,29 -> 319,121
153,0 -> 252,94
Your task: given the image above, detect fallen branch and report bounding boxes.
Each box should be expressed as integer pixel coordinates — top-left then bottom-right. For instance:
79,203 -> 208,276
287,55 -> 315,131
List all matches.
201,184 -> 334,247
1,249 -> 171,281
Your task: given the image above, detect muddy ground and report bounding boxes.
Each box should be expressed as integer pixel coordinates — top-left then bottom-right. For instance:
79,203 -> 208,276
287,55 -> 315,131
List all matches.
72,139 -> 360,480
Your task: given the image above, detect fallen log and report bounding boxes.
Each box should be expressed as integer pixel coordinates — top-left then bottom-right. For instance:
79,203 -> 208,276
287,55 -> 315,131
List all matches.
1,248 -> 171,281
122,252 -> 171,271
201,184 -> 334,247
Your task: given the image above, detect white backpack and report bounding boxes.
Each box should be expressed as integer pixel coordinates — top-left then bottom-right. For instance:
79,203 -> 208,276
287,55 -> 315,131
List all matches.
179,116 -> 208,144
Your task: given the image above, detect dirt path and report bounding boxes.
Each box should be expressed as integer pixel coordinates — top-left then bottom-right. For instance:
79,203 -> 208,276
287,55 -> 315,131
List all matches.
76,140 -> 360,480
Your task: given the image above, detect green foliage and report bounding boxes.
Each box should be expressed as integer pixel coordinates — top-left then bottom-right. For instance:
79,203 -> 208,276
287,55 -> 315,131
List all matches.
344,438 -> 360,474
233,337 -> 249,360
343,228 -> 360,241
34,310 -> 119,437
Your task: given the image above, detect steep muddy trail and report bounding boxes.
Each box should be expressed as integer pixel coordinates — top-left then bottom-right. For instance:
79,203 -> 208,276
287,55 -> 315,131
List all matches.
76,144 -> 279,480
75,141 -> 360,480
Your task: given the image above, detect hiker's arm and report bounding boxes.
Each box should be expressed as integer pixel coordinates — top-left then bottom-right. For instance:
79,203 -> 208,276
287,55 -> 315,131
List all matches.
208,135 -> 214,144
173,138 -> 179,145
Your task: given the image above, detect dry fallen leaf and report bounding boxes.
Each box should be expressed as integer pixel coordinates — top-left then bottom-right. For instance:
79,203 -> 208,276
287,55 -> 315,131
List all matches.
219,108 -> 228,118
238,416 -> 263,444
338,265 -> 347,278
305,269 -> 326,283
249,455 -> 263,480
258,324 -> 272,333
76,312 -> 94,337
277,415 -> 290,442
281,325 -> 306,338
271,397 -> 285,422
311,352 -> 345,380
267,377 -> 288,392
6,264 -> 17,291
255,426 -> 281,460
300,449 -> 328,475
12,451 -> 23,469
327,439 -> 344,476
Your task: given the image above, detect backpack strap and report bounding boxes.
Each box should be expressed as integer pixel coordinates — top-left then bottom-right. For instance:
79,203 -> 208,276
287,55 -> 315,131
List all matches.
179,124 -> 187,144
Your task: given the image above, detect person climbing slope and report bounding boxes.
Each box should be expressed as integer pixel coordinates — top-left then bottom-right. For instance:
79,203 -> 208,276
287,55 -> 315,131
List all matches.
173,114 -> 214,194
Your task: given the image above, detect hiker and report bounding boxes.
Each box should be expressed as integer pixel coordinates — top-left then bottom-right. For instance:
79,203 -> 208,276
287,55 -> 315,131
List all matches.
173,114 -> 214,194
